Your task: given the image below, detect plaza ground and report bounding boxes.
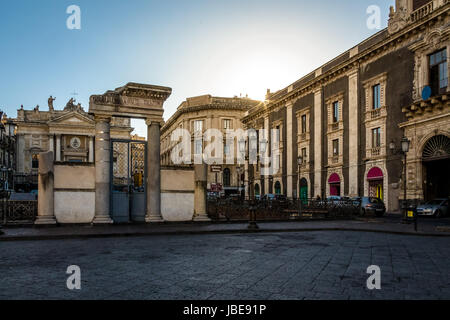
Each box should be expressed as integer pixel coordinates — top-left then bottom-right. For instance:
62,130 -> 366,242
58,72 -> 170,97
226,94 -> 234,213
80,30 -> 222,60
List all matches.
1,230 -> 449,300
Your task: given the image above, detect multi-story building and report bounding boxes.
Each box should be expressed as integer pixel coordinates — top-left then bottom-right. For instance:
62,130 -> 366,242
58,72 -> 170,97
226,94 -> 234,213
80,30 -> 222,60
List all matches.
13,99 -> 133,192
0,112 -> 16,193
242,0 -> 450,211
161,94 -> 260,196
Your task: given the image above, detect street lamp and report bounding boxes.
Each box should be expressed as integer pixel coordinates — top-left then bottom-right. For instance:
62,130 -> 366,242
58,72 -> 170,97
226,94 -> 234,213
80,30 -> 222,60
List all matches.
401,137 -> 410,221
389,136 -> 411,222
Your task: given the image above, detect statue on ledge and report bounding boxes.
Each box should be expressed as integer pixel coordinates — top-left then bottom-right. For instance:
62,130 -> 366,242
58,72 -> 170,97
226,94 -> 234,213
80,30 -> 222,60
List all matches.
48,96 -> 56,111
64,98 -> 84,112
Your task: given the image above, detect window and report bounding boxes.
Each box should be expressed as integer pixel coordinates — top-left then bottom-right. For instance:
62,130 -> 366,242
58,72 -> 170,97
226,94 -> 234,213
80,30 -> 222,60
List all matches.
224,143 -> 231,156
332,139 -> 339,156
373,84 -> 381,109
301,148 -> 307,164
32,154 -> 39,169
195,140 -> 203,155
193,120 -> 203,133
429,49 -> 448,95
333,102 -> 339,123
223,119 -> 232,130
301,115 -> 307,133
372,128 -> 381,148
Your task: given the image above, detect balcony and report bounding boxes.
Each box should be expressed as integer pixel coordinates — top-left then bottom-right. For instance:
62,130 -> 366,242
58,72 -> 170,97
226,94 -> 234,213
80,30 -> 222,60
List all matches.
409,2 -> 434,23
371,147 -> 381,157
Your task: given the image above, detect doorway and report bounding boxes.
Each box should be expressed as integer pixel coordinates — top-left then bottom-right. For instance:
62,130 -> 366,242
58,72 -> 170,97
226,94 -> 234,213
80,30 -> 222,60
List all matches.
110,139 -> 147,223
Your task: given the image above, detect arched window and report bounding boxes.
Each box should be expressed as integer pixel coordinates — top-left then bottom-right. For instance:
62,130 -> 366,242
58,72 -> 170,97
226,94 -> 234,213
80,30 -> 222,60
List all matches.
255,184 -> 260,196
223,168 -> 231,187
274,181 -> 282,195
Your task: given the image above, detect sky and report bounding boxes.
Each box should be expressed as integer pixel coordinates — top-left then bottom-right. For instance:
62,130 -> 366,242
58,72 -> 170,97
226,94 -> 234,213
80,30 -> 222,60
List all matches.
0,0 -> 394,137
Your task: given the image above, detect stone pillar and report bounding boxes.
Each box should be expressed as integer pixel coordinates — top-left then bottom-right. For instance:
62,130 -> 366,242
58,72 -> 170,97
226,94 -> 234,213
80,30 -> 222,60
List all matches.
313,88 -> 323,198
348,69 -> 359,197
145,120 -> 163,223
89,136 -> 94,163
286,102 -> 293,199
244,159 -> 249,199
193,163 -> 211,221
55,135 -> 61,162
263,116 -> 270,195
48,135 -> 54,158
35,151 -> 56,225
93,117 -> 113,224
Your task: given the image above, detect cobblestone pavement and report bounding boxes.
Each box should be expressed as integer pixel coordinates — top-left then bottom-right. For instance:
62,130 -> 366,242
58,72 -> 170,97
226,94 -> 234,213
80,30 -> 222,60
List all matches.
0,231 -> 449,300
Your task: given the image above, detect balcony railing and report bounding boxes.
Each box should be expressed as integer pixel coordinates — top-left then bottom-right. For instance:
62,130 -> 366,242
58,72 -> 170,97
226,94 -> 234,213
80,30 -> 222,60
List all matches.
371,108 -> 382,119
371,147 -> 381,157
410,2 -> 434,23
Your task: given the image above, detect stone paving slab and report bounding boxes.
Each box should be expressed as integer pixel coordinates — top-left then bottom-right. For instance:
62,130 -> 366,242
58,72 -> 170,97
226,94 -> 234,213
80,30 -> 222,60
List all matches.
1,216 -> 450,241
0,231 -> 449,300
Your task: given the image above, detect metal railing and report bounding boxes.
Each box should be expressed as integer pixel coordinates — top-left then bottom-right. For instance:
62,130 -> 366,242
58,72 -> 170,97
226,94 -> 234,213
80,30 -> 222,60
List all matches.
0,200 -> 37,225
207,198 -> 361,221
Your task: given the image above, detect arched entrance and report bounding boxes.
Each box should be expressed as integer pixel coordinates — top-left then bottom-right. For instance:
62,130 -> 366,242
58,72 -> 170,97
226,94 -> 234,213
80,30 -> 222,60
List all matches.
422,135 -> 450,201
223,168 -> 231,187
367,167 -> 384,200
254,183 -> 260,199
274,181 -> 282,195
328,173 -> 341,197
299,178 -> 308,203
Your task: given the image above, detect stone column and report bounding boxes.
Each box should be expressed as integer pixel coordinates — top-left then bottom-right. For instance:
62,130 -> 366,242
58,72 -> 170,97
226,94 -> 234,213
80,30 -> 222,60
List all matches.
193,163 -> 211,221
263,116 -> 270,195
93,116 -> 113,224
35,151 -> 56,225
55,135 -> 61,162
48,135 -> 54,158
286,102 -> 293,199
145,120 -> 163,222
89,136 -> 94,163
244,159 -> 249,199
348,69 -> 359,197
313,88 -> 323,198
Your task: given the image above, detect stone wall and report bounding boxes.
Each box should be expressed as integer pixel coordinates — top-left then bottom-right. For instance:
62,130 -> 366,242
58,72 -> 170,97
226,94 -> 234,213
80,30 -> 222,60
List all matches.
54,164 -> 95,224
161,167 -> 195,221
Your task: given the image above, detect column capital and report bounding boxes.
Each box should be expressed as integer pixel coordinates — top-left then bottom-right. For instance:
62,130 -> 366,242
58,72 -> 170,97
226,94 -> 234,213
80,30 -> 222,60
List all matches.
146,119 -> 163,127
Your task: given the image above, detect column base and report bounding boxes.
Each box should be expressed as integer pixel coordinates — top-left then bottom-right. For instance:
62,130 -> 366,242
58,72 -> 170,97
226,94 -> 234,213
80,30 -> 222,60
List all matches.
193,214 -> 211,222
35,216 -> 57,225
93,215 -> 113,225
145,215 -> 164,223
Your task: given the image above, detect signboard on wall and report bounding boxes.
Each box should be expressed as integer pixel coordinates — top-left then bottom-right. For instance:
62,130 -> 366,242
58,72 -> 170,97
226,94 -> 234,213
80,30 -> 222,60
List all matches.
211,165 -> 222,172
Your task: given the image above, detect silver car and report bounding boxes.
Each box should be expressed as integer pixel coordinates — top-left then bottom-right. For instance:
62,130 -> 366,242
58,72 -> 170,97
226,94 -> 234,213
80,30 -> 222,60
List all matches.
417,199 -> 449,217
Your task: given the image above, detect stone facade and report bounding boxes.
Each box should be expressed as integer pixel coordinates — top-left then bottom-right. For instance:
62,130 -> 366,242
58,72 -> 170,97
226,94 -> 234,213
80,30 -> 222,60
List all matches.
160,95 -> 260,196
242,0 -> 450,211
13,101 -> 133,191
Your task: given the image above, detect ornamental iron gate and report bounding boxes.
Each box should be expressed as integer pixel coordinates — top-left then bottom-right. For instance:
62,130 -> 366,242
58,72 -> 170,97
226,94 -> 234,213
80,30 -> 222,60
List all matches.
110,139 -> 147,223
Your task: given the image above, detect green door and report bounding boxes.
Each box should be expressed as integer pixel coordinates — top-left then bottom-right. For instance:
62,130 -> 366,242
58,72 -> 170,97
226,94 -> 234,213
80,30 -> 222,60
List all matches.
300,178 -> 308,204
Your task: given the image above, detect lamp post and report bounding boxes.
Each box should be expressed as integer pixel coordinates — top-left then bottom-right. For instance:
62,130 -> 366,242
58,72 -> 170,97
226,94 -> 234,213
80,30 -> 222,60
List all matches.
391,137 -> 411,221
401,137 -> 411,222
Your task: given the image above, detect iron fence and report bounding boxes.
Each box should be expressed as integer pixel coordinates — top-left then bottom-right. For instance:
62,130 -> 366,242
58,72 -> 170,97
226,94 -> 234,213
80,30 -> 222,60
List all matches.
207,198 -> 361,221
0,200 -> 37,225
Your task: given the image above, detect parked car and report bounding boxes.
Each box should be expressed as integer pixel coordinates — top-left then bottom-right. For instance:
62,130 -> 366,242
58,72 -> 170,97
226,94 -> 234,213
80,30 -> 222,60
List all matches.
327,196 -> 342,202
359,197 -> 386,217
416,199 -> 449,218
261,194 -> 276,201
